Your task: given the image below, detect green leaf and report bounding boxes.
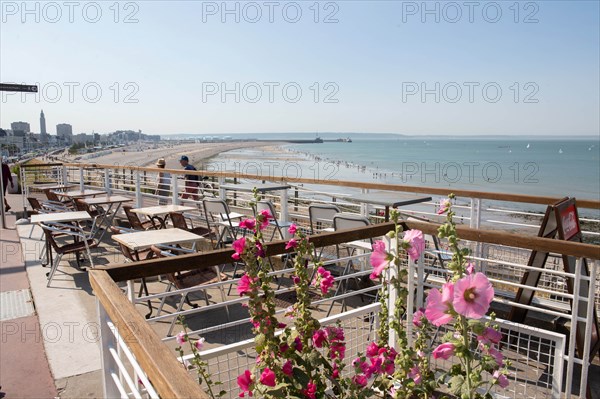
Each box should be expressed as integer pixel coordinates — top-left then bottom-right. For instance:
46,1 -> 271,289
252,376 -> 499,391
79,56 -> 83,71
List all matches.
448,375 -> 465,395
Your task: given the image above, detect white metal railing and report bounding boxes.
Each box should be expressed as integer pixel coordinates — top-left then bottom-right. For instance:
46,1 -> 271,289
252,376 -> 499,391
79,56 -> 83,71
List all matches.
97,302 -> 159,399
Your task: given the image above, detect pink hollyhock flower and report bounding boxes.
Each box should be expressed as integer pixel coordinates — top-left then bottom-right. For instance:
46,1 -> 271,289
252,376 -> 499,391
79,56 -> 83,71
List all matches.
330,342 -> 346,360
282,360 -> 293,376
437,199 -> 451,215
314,267 -> 335,295
259,368 -> 276,387
403,229 -> 425,261
258,210 -> 272,230
292,275 -> 300,284
255,242 -> 265,258
232,237 -> 246,260
194,337 -> 205,350
237,369 -> 253,397
493,370 -> 509,388
353,374 -> 368,388
325,326 -> 344,342
237,274 -> 254,296
412,308 -> 425,327
408,365 -> 422,385
312,329 -> 327,348
432,342 -> 455,360
293,337 -> 303,352
303,381 -> 317,399
453,272 -> 494,319
332,366 -> 339,379
489,347 -> 504,366
366,342 -> 379,357
288,224 -> 297,235
285,238 -> 299,250
369,240 -> 390,279
465,262 -> 475,275
176,331 -> 186,345
425,282 -> 455,326
477,327 -> 502,345
239,218 -> 256,230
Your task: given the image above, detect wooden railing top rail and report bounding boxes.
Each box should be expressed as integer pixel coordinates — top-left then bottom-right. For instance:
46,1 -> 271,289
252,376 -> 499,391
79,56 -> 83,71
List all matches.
40,161 -> 600,209
98,221 -> 599,283
89,269 -> 208,398
20,162 -> 64,168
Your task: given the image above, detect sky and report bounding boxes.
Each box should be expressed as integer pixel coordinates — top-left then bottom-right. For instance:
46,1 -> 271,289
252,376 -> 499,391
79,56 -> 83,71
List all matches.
1,0 -> 599,136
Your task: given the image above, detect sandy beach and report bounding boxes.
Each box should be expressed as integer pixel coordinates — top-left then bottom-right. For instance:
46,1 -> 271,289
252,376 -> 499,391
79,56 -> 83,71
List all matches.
63,141 -> 280,169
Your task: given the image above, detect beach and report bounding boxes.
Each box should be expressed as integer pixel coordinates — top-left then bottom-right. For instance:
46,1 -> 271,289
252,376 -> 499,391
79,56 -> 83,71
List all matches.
63,141 -> 280,169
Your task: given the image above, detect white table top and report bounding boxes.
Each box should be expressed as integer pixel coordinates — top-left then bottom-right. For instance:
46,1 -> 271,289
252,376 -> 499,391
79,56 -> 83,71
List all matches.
131,204 -> 196,217
34,183 -> 76,190
220,183 -> 291,193
31,211 -> 92,224
56,189 -> 107,198
112,228 -> 202,251
80,195 -> 132,206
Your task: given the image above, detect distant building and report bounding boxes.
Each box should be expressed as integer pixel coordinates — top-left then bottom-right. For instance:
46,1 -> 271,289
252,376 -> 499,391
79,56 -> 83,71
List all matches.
40,110 -> 48,143
57,123 -> 73,144
72,133 -> 94,144
11,121 -> 30,133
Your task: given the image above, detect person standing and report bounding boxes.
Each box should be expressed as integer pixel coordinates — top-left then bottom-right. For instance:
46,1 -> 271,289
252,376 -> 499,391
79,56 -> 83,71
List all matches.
179,155 -> 199,201
1,160 -> 14,212
155,158 -> 171,205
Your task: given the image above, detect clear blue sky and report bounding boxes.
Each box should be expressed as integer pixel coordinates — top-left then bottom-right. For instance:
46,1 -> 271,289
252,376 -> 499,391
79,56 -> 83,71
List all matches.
1,1 -> 599,136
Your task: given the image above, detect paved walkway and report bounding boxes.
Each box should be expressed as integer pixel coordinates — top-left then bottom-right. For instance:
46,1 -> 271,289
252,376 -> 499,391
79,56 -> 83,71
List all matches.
0,192 -> 103,398
0,198 -> 57,398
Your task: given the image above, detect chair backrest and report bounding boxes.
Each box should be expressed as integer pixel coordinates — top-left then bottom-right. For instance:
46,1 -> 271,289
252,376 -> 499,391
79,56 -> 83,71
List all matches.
309,204 -> 340,233
256,200 -> 277,218
28,197 -> 42,211
123,205 -> 146,230
169,212 -> 189,230
333,213 -> 371,230
110,225 -> 143,262
74,199 -> 87,212
44,189 -> 61,202
202,199 -> 235,227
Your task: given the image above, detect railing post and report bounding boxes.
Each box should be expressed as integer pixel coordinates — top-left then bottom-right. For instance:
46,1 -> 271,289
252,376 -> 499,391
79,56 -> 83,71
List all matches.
135,170 -> 142,207
294,187 -> 298,212
360,188 -> 368,217
97,301 -> 120,398
219,176 -> 226,200
172,174 -> 179,205
233,177 -> 237,206
280,186 -> 289,236
79,166 -> 84,192
386,235 -> 397,349
579,258 -> 598,396
62,165 -> 68,185
104,168 -> 111,195
564,258 -> 582,399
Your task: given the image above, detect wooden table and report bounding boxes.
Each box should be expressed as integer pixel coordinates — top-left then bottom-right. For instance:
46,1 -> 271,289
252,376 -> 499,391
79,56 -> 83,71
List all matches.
112,228 -> 202,251
131,205 -> 196,228
80,195 -> 132,240
31,211 -> 92,224
32,183 -> 76,191
55,189 -> 107,199
341,191 -> 432,221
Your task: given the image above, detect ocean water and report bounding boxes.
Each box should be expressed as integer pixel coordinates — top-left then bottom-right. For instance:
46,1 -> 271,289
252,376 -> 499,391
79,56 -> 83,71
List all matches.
212,138 -> 599,201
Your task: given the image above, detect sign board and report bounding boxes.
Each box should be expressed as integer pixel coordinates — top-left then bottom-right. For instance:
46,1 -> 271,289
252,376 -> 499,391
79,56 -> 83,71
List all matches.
509,198 -> 599,366
0,83 -> 38,92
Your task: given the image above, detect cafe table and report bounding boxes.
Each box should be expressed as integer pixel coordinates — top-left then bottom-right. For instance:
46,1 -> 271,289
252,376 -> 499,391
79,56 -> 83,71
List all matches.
80,195 -> 132,240
340,191 -> 432,222
130,204 -> 197,229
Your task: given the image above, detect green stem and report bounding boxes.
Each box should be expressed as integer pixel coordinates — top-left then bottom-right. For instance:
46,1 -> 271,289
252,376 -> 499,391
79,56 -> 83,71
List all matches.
461,316 -> 473,399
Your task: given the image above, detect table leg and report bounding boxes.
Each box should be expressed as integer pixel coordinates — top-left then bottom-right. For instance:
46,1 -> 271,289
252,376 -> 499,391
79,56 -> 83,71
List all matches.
97,202 -> 122,241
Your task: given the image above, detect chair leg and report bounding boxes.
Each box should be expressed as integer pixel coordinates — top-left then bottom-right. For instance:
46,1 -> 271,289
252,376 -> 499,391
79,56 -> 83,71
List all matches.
155,283 -> 173,317
46,253 -> 63,287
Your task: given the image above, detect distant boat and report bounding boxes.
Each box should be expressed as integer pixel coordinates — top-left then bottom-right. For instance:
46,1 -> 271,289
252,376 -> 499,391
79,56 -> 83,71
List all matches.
526,143 -> 530,149
559,148 -> 563,154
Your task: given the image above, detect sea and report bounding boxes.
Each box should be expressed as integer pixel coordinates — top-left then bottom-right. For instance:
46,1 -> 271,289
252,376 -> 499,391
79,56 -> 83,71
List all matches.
204,137 -> 600,216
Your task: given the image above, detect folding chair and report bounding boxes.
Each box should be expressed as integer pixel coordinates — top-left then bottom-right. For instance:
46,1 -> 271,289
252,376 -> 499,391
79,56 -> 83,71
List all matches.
27,197 -> 70,240
123,205 -> 156,230
256,200 -> 292,241
308,204 -> 340,234
150,245 -> 229,336
44,189 -> 72,207
169,212 -> 214,239
40,222 -> 99,287
327,214 -> 375,315
202,199 -> 244,249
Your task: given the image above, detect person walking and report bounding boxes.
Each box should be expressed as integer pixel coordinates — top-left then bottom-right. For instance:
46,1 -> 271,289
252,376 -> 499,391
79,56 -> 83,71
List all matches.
155,158 -> 171,205
1,160 -> 14,212
179,155 -> 199,201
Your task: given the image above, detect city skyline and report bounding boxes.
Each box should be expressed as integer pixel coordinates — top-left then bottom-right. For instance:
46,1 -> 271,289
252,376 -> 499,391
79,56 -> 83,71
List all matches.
1,1 -> 599,136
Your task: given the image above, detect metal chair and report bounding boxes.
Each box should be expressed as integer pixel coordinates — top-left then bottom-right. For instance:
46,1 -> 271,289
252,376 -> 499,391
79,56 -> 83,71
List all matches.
123,205 -> 156,230
308,204 -> 340,234
256,200 -> 292,241
169,212 -> 214,240
150,245 -> 229,336
202,199 -> 243,249
40,221 -> 99,287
